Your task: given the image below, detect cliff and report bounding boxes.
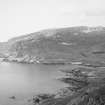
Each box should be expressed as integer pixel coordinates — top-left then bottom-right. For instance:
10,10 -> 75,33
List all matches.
1,26 -> 105,64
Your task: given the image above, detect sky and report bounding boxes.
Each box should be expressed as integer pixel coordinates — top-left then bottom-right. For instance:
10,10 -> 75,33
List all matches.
0,0 -> 105,42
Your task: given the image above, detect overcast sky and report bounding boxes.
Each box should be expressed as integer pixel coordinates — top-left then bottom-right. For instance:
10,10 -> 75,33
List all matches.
0,0 -> 105,42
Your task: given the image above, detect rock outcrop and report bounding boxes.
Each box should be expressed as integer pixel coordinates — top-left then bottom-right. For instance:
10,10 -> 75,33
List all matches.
35,67 -> 105,105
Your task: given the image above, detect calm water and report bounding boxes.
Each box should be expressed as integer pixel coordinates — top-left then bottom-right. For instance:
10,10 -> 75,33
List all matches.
0,62 -> 67,105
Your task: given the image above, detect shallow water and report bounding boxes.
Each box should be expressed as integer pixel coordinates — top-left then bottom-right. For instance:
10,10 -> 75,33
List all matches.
0,62 -> 67,105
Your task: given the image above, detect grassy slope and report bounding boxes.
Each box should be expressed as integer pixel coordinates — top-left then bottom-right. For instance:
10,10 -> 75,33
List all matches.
2,26 -> 105,63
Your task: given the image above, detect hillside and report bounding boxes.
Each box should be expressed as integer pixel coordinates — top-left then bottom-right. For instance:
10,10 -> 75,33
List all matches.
1,26 -> 105,64
1,26 -> 105,105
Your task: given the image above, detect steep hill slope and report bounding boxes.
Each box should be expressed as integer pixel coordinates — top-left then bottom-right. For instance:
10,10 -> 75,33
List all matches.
2,26 -> 105,63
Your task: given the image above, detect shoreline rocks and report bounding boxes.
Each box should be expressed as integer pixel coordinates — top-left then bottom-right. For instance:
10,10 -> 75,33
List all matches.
31,67 -> 105,105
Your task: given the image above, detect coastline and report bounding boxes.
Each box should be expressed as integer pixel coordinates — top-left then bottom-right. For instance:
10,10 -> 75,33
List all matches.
1,57 -> 105,105
29,66 -> 105,105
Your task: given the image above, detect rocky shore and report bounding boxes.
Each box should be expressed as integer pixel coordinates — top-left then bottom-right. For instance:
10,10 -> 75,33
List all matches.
28,66 -> 105,105
2,56 -> 105,69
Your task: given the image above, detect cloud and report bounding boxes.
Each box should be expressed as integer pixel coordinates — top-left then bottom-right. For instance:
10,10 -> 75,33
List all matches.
0,0 -> 105,41
85,10 -> 105,16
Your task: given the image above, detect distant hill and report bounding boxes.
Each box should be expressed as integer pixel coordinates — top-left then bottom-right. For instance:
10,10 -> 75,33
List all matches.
1,26 -> 105,63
